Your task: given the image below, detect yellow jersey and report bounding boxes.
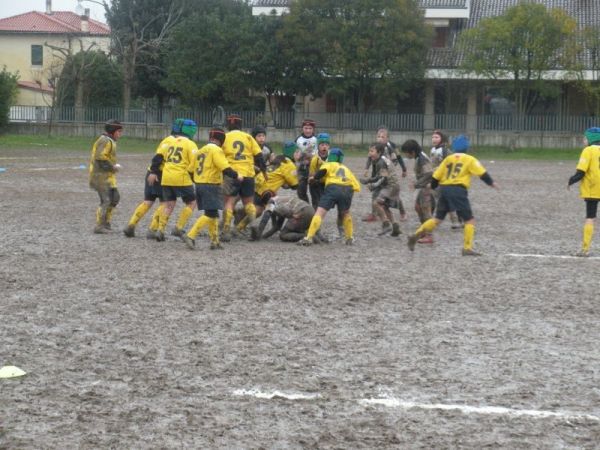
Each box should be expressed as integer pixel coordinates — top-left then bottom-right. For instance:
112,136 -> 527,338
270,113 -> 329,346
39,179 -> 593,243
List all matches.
160,135 -> 198,187
319,162 -> 361,192
256,159 -> 299,196
222,130 -> 262,177
89,134 -> 117,188
309,153 -> 327,176
146,136 -> 172,174
433,153 -> 486,189
192,142 -> 231,185
576,145 -> 600,199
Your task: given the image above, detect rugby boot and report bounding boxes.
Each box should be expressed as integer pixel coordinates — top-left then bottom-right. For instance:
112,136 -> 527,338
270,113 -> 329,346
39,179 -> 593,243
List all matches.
361,213 -> 377,222
220,231 -> 232,242
210,242 -> 224,250
248,225 -> 259,241
407,234 -> 418,251
315,231 -> 329,244
146,229 -> 157,240
417,234 -> 434,244
391,223 -> 401,237
181,235 -> 195,250
155,231 -> 166,242
171,227 -> 185,237
399,212 -> 408,222
123,225 -> 135,238
298,237 -> 313,246
378,222 -> 392,236
93,225 -> 110,234
462,248 -> 482,256
574,249 -> 590,257
345,237 -> 355,246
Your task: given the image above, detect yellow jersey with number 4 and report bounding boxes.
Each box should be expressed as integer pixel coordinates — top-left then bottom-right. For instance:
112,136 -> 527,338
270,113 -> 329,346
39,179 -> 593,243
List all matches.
319,162 -> 361,192
433,153 -> 486,189
222,130 -> 262,177
576,145 -> 600,199
160,135 -> 198,187
192,142 -> 231,185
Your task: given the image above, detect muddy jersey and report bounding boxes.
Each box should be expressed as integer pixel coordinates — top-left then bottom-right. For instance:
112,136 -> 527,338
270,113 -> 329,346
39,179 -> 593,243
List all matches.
223,130 -> 262,177
414,151 -> 434,189
192,142 -> 231,185
271,196 -> 313,218
433,153 -> 487,189
255,159 -> 299,196
296,134 -> 318,159
319,162 -> 361,192
372,155 -> 400,189
89,134 -> 117,188
430,145 -> 451,167
160,135 -> 198,187
576,144 -> 600,199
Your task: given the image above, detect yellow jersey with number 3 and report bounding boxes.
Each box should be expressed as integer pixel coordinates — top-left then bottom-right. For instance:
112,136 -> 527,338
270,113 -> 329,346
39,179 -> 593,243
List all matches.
433,153 -> 486,189
160,135 -> 198,187
192,142 -> 231,185
576,145 -> 600,199
320,162 -> 361,192
222,130 -> 262,177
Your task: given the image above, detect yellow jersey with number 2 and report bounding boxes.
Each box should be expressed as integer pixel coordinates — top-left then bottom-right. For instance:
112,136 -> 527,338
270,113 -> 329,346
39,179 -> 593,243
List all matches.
433,153 -> 487,189
222,130 -> 262,177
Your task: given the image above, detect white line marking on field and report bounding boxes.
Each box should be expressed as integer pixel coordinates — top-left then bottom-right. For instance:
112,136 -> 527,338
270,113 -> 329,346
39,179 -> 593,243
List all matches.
359,398 -> 600,422
507,253 -> 600,260
233,388 -> 321,401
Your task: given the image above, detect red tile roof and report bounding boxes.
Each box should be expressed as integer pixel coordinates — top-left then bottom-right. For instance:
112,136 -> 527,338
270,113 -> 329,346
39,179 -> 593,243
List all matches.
0,11 -> 110,35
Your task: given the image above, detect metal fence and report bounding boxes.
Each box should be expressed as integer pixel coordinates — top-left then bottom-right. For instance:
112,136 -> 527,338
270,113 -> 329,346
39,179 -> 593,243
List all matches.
9,105 -> 600,133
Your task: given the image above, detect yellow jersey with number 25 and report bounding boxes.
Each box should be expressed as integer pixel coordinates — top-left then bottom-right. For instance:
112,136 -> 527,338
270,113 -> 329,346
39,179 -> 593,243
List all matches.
160,135 -> 198,187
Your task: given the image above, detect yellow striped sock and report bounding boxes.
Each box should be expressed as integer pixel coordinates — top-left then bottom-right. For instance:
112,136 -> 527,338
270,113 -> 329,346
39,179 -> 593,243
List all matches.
128,202 -> 151,226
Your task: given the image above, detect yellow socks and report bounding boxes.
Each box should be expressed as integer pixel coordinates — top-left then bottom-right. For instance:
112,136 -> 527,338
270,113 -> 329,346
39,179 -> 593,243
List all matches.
222,209 -> 233,233
343,214 -> 354,239
582,222 -> 594,252
158,209 -> 170,233
128,202 -> 151,226
237,203 -> 257,231
149,204 -> 163,231
105,206 -> 114,224
96,207 -> 103,225
188,215 -> 211,240
176,205 -> 194,231
208,218 -> 219,244
306,215 -> 322,240
463,223 -> 475,250
415,218 -> 437,237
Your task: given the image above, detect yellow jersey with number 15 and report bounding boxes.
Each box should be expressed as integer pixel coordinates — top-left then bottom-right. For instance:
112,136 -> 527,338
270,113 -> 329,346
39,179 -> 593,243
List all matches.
433,153 -> 486,189
160,135 -> 198,187
319,162 -> 361,192
576,145 -> 600,199
222,130 -> 262,177
192,142 -> 231,185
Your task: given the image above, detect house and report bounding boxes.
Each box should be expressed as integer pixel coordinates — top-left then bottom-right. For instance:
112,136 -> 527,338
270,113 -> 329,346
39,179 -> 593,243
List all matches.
252,0 -> 600,132
0,0 -> 110,108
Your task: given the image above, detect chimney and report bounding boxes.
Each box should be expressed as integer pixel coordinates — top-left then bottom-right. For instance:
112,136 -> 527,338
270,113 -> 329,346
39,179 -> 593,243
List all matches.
46,0 -> 52,15
81,8 -> 90,33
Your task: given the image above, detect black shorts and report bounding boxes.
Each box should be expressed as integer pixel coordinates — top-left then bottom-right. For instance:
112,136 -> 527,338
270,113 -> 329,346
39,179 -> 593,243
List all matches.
196,184 -> 223,211
585,199 -> 599,219
144,173 -> 163,201
162,185 -> 196,203
318,184 -> 353,212
222,175 -> 255,198
435,185 -> 473,221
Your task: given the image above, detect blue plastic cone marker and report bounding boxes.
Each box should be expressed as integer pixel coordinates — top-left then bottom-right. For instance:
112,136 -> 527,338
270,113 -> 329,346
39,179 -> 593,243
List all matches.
0,167 -> 6,173
0,366 -> 26,378
79,164 -> 86,169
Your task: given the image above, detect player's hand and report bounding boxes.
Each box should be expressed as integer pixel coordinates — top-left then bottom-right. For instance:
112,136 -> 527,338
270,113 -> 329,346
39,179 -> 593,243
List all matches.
367,183 -> 374,192
359,177 -> 369,185
363,170 -> 369,178
492,182 -> 500,190
402,171 -> 407,178
147,173 -> 158,185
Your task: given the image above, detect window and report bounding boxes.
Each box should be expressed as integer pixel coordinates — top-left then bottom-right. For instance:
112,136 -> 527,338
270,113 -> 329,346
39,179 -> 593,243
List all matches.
31,45 -> 43,66
433,28 -> 448,48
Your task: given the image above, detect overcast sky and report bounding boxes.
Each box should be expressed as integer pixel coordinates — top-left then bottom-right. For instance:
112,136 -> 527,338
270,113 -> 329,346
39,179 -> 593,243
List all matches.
0,0 -> 107,23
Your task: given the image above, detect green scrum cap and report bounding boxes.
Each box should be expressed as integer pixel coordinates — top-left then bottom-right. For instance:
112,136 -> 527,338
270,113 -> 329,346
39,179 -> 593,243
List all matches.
283,140 -> 297,159
584,127 -> 600,145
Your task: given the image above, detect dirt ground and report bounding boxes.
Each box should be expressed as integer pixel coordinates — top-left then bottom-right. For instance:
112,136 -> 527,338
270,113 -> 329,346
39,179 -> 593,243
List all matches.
1,146 -> 599,449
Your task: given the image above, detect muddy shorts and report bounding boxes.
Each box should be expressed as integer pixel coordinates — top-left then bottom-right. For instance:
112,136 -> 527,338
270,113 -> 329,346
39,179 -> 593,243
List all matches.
196,183 -> 223,211
222,175 -> 255,198
162,185 -> 195,203
319,184 -> 353,212
435,185 -> 473,222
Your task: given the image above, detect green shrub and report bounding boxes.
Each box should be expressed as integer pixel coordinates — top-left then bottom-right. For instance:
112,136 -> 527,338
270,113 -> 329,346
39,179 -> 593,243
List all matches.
0,66 -> 18,131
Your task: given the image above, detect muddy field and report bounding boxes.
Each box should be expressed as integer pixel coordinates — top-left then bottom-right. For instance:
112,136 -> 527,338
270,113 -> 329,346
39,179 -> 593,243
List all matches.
1,146 -> 599,449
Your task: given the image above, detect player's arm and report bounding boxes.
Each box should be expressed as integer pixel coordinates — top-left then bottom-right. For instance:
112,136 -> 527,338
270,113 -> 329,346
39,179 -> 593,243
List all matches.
313,167 -> 327,181
414,170 -> 433,189
214,148 -> 242,181
568,170 -> 585,187
479,172 -> 497,188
